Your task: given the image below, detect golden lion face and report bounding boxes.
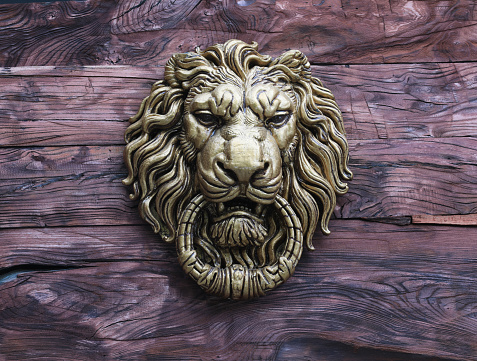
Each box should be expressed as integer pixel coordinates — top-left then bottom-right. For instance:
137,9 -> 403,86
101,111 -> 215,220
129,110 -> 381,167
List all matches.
123,40 -> 352,299
186,81 -> 297,248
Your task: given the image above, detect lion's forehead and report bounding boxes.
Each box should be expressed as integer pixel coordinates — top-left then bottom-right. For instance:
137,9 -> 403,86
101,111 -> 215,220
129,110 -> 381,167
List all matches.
246,84 -> 294,120
189,83 -> 294,120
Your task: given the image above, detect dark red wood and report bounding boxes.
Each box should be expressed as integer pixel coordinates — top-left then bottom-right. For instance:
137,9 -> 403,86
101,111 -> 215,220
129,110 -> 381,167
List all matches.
0,1 -> 476,359
0,221 -> 475,360
0,0 -> 476,67
1,63 -> 476,147
2,138 -> 477,228
413,214 -> 477,225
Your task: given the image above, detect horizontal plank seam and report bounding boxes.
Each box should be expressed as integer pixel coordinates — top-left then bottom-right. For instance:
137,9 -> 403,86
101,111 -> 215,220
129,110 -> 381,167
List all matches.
1,60 -> 477,74
5,216 -> 477,232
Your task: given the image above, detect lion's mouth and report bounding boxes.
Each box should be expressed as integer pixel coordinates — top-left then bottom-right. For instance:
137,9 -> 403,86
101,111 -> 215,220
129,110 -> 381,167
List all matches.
213,198 -> 266,224
209,197 -> 269,248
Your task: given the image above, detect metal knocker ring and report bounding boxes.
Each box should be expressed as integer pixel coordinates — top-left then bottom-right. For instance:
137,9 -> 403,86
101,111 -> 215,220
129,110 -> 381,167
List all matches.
177,194 -> 303,300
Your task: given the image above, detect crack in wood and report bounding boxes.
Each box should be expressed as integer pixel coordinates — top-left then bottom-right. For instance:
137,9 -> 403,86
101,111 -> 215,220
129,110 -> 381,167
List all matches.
0,264 -> 82,285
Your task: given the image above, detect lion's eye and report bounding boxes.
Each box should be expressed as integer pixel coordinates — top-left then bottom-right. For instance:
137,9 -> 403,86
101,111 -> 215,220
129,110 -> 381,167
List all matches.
194,112 -> 220,127
266,113 -> 290,128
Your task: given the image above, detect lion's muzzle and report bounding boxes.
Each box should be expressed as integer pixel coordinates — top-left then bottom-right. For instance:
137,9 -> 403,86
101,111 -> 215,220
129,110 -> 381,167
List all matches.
198,126 -> 283,205
196,126 -> 283,247
221,137 -> 266,183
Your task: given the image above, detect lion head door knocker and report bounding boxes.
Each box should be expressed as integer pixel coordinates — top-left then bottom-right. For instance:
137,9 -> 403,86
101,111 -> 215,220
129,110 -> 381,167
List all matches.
123,40 -> 352,299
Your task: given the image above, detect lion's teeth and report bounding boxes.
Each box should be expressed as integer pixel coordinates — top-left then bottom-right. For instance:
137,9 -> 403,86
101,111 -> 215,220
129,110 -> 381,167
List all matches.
255,204 -> 264,216
218,202 -> 225,214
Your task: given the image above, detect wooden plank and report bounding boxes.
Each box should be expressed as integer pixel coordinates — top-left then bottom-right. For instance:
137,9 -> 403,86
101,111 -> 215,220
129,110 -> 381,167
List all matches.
0,225 -> 165,269
1,63 -> 476,146
0,66 -> 153,146
1,137 -> 476,228
413,214 -> 477,226
0,145 -> 122,179
0,146 -> 138,228
0,146 -> 124,180
318,63 -> 477,141
276,338 -> 455,361
1,264 -> 470,361
0,173 -> 142,228
0,220 -> 476,360
338,137 -> 477,218
0,0 -> 475,66
0,69 -> 156,122
1,220 -> 476,270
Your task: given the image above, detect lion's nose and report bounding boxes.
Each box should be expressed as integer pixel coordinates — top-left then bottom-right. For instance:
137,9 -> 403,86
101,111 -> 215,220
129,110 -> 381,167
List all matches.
220,137 -> 266,183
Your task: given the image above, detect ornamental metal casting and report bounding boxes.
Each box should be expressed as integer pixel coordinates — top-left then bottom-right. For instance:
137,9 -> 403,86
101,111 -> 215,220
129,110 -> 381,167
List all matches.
123,40 -> 352,300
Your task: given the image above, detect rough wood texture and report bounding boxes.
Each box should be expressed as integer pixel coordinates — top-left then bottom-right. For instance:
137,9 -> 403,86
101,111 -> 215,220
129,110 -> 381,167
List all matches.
0,0 -> 476,67
413,214 -> 477,226
1,219 -> 476,272
2,137 -> 476,228
0,221 -> 475,360
1,262 -> 472,360
1,0 -> 476,359
1,63 -> 476,147
341,137 -> 477,218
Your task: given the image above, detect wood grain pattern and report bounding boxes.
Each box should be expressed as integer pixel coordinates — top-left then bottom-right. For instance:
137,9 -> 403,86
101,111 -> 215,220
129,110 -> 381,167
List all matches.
319,63 -> 477,140
0,220 -> 475,360
413,214 -> 477,226
0,174 -> 140,228
0,146 -> 123,179
0,225 -> 164,269
1,1 -> 477,359
0,0 -> 475,67
341,137 -> 477,218
1,137 -> 476,228
1,63 -> 476,147
1,219 -> 476,271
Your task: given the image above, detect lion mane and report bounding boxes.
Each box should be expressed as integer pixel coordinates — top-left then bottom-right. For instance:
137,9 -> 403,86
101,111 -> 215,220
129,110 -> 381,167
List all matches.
123,40 -> 352,296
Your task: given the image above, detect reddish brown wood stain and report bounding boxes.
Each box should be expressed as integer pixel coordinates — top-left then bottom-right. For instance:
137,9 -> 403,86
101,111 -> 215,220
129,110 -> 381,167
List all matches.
0,0 -> 476,360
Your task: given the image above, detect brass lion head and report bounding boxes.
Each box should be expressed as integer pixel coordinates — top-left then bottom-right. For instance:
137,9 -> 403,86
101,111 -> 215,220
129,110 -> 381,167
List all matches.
123,40 -> 352,299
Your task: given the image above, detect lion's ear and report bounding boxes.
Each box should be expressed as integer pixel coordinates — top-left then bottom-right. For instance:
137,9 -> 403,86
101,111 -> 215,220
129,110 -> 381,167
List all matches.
164,52 -> 213,89
272,50 -> 312,81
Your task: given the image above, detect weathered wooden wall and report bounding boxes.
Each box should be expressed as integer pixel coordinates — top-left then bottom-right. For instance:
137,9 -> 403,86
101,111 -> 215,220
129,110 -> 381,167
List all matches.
0,0 -> 476,360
